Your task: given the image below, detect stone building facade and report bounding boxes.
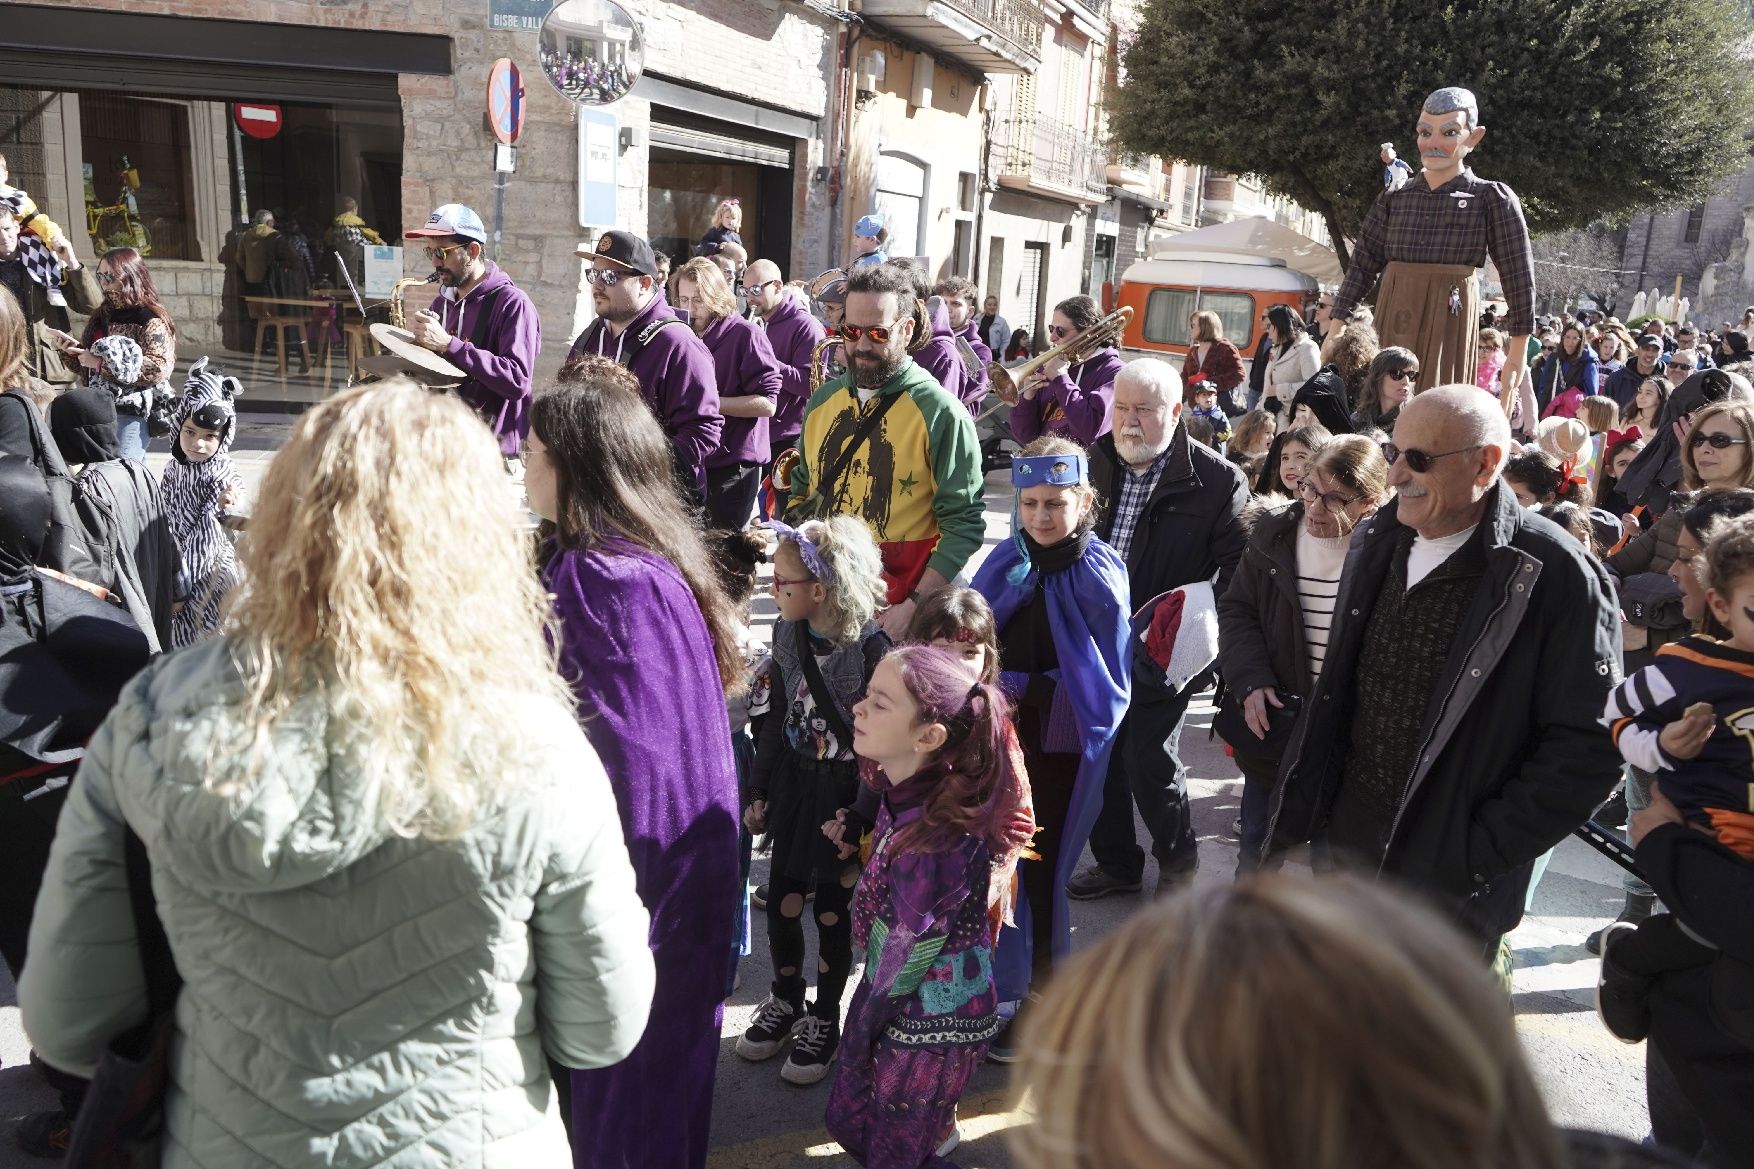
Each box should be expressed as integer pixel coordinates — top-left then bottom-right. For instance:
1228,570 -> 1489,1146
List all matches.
1619,161 -> 1754,325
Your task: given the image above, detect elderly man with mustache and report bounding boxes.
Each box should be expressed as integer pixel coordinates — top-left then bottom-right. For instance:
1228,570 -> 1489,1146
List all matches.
1067,358 -> 1249,901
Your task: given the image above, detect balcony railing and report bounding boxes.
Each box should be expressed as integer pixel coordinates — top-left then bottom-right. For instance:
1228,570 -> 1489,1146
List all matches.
939,0 -> 1045,64
991,113 -> 1109,202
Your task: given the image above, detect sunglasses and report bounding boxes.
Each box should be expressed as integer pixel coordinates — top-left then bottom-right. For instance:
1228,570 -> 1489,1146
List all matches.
1669,363 -> 1696,373
422,243 -> 468,262
838,320 -> 905,344
1689,432 -> 1750,449
1047,324 -> 1073,339
1383,443 -> 1480,472
1386,368 -> 1420,381
1297,478 -> 1359,510
583,268 -> 626,287
97,270 -> 119,285
741,280 -> 776,296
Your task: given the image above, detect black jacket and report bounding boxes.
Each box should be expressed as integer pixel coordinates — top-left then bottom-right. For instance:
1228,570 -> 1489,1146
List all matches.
1266,481 -> 1622,938
1090,418 -> 1249,605
1289,365 -> 1355,434
1216,502 -> 1311,703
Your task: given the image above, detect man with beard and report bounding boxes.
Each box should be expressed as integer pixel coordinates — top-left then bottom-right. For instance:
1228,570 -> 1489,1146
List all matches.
787,262 -> 984,638
405,204 -> 542,468
567,230 -> 721,502
1071,358 -> 1248,898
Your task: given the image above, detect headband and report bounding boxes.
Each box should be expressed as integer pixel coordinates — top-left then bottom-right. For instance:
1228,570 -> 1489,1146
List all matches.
1011,453 -> 1087,488
1605,427 -> 1642,450
952,627 -> 981,645
763,519 -> 835,584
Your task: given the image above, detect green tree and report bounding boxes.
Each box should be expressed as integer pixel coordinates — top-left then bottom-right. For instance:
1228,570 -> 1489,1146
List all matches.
1112,0 -> 1754,270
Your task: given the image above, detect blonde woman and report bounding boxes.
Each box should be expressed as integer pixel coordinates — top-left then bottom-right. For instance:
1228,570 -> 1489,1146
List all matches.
1008,874 -> 1652,1169
1181,309 -> 1245,408
674,256 -> 781,529
20,381 -> 655,1168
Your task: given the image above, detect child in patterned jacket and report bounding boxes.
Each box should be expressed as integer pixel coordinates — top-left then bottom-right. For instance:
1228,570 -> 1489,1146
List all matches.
161,357 -> 243,648
825,644 -> 1034,1167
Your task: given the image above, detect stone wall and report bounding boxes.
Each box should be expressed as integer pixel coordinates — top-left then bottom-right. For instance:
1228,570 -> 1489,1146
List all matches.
1619,161 -> 1754,319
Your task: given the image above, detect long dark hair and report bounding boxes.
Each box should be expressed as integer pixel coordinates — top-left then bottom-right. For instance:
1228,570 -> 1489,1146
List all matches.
532,356 -> 743,691
1266,305 -> 1304,356
83,247 -> 175,343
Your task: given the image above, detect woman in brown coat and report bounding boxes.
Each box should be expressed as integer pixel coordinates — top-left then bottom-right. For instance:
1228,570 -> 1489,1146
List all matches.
1216,435 -> 1389,875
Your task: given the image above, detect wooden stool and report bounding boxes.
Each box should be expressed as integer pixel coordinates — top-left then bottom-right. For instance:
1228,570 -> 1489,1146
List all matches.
342,321 -> 380,382
254,314 -> 308,379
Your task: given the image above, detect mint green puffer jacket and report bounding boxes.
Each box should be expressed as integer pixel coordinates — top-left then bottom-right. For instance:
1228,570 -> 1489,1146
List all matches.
20,639 -> 657,1168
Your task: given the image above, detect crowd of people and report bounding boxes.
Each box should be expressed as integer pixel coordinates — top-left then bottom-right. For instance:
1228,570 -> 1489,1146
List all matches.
1,178 -> 1751,1169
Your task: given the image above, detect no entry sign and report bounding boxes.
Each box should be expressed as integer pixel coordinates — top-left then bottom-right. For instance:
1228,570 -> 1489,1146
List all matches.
232,104 -> 283,140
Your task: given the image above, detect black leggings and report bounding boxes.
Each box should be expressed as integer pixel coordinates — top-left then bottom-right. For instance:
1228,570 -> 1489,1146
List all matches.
767,860 -> 859,1019
1019,717 -> 1082,990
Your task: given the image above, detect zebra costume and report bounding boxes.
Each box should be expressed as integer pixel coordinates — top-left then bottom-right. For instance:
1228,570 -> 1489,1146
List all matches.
163,357 -> 243,649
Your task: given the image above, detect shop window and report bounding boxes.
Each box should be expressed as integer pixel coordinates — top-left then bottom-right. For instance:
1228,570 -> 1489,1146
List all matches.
81,93 -> 199,261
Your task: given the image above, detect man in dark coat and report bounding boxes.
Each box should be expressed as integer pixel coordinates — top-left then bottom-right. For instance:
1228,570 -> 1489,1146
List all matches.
1070,358 -> 1248,897
1266,385 -> 1621,947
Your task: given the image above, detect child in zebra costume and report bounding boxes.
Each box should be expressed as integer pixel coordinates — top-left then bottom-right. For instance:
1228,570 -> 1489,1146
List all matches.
162,357 -> 243,649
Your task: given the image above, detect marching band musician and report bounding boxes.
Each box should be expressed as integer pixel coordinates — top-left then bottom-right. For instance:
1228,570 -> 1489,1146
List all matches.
742,258 -> 825,471
1005,294 -> 1125,447
404,203 -> 542,469
676,257 -> 782,531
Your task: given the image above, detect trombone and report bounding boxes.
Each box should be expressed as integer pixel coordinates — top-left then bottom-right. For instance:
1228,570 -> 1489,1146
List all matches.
978,305 -> 1133,422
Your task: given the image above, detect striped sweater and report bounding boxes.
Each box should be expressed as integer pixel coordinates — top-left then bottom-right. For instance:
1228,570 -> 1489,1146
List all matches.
1295,526 -> 1349,681
1602,634 -> 1754,858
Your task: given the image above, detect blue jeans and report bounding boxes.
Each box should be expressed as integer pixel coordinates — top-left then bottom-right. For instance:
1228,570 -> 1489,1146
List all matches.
116,412 -> 148,462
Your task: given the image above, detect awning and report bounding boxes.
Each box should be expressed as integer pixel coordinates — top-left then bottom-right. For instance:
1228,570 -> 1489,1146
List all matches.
0,4 -> 450,106
1145,215 -> 1342,286
1108,185 -> 1174,213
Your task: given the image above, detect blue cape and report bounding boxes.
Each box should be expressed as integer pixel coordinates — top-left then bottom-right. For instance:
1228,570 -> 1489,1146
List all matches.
974,534 -> 1131,1002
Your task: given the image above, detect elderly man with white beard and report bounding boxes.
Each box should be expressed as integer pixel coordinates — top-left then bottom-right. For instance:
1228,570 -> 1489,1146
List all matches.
1069,358 -> 1250,899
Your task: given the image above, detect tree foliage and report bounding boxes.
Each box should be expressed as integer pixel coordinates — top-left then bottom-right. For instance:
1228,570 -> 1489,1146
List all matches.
1112,0 -> 1754,270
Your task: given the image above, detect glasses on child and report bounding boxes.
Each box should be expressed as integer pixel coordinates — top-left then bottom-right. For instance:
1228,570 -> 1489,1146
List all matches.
583,269 -> 625,287
838,320 -> 904,344
770,572 -> 817,589
1689,432 -> 1750,449
1383,443 -> 1481,473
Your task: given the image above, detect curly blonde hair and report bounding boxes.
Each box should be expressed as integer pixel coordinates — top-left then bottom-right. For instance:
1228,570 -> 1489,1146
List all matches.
222,380 -> 575,840
1010,874 -> 1566,1169
784,515 -> 887,645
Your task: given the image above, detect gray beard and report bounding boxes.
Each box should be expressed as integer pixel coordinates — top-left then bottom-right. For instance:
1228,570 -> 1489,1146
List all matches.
1116,433 -> 1170,466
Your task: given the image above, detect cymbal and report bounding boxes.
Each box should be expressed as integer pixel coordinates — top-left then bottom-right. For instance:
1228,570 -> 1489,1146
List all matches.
368,323 -> 467,381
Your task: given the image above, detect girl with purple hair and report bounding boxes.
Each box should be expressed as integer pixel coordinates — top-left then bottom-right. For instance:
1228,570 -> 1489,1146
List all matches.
824,645 -> 1035,1166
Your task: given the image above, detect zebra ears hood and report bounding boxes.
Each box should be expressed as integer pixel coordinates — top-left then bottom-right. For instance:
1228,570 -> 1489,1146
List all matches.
171,356 -> 243,464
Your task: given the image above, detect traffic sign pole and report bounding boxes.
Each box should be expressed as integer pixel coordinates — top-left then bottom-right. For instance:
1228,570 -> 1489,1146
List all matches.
485,60 -> 524,265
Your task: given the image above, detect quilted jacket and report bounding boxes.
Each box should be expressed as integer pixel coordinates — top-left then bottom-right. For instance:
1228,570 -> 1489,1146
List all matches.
20,638 -> 657,1168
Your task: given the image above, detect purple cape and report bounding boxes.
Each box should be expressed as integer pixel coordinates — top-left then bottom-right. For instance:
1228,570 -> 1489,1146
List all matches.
544,538 -> 739,1169
973,535 -> 1131,1002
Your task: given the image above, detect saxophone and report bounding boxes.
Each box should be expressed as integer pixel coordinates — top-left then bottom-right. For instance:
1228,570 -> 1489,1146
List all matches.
389,273 -> 439,328
808,336 -> 844,395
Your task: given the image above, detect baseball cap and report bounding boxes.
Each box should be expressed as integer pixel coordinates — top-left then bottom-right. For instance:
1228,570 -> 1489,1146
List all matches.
406,203 -> 486,244
1636,334 -> 1663,348
853,213 -> 886,239
576,229 -> 660,278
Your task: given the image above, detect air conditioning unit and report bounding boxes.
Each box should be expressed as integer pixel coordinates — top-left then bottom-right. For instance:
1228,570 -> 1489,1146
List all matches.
910,57 -> 934,108
856,50 -> 886,95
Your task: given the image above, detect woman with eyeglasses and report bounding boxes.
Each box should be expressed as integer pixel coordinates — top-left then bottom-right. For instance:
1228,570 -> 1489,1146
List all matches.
674,257 -> 782,531
1262,305 -> 1321,425
1218,435 -> 1389,874
64,248 -> 174,461
1534,323 -> 1600,417
1351,346 -> 1420,437
1008,295 -> 1126,447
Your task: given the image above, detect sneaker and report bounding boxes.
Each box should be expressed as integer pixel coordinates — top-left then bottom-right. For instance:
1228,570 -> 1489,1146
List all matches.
1230,817 -> 1243,838
986,995 -> 1036,1064
1596,921 -> 1650,1043
781,1013 -> 840,1085
751,882 -> 768,911
736,993 -> 802,1061
1065,864 -> 1143,901
935,1121 -> 961,1158
1156,859 -> 1199,898
15,1110 -> 71,1158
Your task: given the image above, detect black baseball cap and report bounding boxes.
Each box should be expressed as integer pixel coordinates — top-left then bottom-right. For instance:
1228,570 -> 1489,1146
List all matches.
575,230 -> 660,279
1636,334 -> 1663,349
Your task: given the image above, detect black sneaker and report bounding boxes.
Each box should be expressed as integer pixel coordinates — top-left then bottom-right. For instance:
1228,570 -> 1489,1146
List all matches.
1596,922 -> 1651,1043
1065,864 -> 1142,901
751,883 -> 769,911
736,993 -> 802,1061
781,1013 -> 840,1085
15,1110 -> 71,1158
986,995 -> 1037,1064
1586,892 -> 1656,955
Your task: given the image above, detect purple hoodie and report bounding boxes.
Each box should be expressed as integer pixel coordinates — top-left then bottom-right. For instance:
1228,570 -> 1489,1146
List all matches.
423,263 -> 541,455
700,313 -> 781,468
761,294 -> 826,447
568,291 -> 723,496
957,317 -> 994,398
1010,346 -> 1124,446
914,298 -> 976,410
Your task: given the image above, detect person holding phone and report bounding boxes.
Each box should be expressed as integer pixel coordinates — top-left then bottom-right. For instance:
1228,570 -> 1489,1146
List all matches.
1217,435 -> 1390,876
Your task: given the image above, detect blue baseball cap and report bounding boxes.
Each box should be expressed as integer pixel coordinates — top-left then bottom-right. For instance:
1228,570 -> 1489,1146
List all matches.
854,213 -> 886,238
406,203 -> 487,244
